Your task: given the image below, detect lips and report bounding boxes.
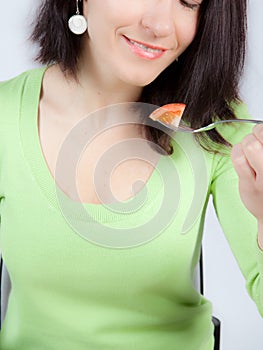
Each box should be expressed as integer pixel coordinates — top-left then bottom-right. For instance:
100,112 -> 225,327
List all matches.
125,36 -> 167,51
123,35 -> 167,60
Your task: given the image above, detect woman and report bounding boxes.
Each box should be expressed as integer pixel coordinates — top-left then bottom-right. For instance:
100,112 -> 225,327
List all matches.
0,0 -> 263,349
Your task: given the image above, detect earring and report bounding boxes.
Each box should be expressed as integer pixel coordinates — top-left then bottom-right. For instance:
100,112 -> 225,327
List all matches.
68,0 -> 87,35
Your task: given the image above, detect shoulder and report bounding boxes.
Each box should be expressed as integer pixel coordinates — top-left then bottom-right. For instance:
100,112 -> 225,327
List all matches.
217,102 -> 254,146
170,101 -> 255,183
0,66 -> 46,100
208,101 -> 254,180
0,66 -> 46,124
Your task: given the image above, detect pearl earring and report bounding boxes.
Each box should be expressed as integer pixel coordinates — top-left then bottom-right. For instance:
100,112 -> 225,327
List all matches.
68,0 -> 87,35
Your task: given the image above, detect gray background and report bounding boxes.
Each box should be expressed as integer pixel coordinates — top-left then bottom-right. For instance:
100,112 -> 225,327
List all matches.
0,1 -> 263,349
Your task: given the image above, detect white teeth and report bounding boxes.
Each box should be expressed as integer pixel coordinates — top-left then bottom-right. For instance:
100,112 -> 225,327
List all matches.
129,39 -> 163,53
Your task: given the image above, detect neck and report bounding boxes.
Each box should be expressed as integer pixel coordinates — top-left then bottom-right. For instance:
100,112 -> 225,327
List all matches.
73,49 -> 143,110
41,64 -> 146,132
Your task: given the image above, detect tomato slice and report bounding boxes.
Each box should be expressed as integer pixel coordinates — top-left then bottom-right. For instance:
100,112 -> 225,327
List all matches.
149,103 -> 186,126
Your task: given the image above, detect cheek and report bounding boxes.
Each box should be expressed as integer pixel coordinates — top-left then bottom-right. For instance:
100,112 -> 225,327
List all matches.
85,0 -> 136,24
176,21 -> 198,52
178,31 -> 196,53
85,7 -> 133,43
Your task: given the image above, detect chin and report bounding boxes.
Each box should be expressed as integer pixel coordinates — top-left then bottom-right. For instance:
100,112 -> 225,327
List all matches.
128,74 -> 161,88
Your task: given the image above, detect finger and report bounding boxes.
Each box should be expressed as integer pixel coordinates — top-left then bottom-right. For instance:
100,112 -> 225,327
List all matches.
241,134 -> 263,175
231,143 -> 255,181
253,124 -> 263,144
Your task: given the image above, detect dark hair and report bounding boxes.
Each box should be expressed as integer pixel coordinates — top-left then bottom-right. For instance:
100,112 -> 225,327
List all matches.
31,0 -> 247,155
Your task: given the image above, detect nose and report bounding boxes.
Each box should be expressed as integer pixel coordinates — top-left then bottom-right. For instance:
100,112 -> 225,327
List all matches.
141,2 -> 175,38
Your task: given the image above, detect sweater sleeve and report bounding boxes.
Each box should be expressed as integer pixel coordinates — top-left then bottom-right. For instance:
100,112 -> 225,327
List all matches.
210,103 -> 263,317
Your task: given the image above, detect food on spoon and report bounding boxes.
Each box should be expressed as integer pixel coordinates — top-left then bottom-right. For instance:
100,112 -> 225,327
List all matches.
149,103 -> 186,127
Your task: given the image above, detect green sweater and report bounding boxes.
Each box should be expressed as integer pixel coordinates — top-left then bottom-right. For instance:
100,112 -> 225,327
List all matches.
0,67 -> 263,350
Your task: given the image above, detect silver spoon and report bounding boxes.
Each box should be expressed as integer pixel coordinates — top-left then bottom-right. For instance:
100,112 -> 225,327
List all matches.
156,118 -> 263,133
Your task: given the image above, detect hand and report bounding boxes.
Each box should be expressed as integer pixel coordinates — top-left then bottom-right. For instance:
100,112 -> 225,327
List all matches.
231,124 -> 263,222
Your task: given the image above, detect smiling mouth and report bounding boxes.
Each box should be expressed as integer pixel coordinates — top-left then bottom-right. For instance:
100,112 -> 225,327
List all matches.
126,37 -> 166,53
123,36 -> 167,59
124,35 -> 167,52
